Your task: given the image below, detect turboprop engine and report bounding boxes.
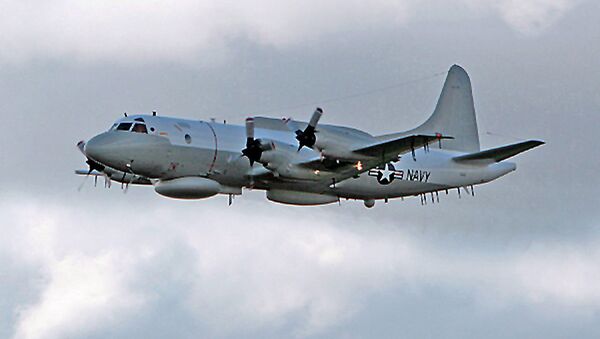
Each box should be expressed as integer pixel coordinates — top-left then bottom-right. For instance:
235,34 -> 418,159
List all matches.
241,116 -> 335,180
154,177 -> 221,199
291,108 -> 373,160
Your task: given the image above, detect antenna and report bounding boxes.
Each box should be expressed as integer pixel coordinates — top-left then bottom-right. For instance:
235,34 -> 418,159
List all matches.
152,111 -> 157,116
124,112 -> 128,117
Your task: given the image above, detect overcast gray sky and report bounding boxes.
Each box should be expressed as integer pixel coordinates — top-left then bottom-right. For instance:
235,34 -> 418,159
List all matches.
1,1 -> 599,338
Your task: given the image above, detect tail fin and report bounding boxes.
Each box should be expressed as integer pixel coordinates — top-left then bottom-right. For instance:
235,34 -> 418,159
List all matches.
380,65 -> 480,152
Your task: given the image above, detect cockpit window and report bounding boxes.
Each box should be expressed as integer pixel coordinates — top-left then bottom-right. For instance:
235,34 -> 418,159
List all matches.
134,118 -> 145,122
116,122 -> 133,131
132,123 -> 148,134
109,123 -> 118,131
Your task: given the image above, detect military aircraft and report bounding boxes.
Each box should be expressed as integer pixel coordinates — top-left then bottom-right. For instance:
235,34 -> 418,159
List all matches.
76,65 -> 543,207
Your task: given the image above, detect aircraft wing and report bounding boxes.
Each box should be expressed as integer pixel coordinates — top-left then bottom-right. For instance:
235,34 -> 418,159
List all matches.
291,134 -> 452,183
247,116 -> 452,183
353,134 -> 453,160
453,140 -> 544,163
297,134 -> 452,170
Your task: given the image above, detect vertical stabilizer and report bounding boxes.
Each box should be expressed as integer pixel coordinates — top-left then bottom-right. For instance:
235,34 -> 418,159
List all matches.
381,65 -> 480,152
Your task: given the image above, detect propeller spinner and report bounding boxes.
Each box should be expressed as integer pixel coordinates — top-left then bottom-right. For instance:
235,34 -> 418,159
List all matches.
295,107 -> 322,151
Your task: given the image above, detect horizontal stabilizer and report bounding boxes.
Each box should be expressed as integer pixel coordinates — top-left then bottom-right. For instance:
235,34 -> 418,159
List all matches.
354,134 -> 453,158
453,140 -> 544,163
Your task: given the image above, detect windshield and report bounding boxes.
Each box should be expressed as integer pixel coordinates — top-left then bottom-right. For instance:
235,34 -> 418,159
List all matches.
116,122 -> 133,131
132,123 -> 148,133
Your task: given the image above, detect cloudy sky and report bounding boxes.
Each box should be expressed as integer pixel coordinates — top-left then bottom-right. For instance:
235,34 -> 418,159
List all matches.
1,0 -> 599,338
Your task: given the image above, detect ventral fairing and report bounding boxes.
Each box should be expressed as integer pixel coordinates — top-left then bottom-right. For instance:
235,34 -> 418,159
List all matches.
76,65 -> 543,207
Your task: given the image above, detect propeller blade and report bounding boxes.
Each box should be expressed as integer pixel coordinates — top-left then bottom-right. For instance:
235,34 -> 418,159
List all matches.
124,174 -> 136,194
245,117 -> 255,145
103,173 -> 111,188
241,117 -> 262,166
77,174 -> 90,192
308,107 -> 323,129
296,107 -> 323,151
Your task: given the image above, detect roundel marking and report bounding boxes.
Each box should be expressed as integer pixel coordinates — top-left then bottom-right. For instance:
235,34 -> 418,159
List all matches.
376,163 -> 396,185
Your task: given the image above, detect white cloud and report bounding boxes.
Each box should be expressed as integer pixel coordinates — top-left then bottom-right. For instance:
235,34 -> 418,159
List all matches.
513,244 -> 600,306
13,253 -> 145,339
0,0 -> 584,64
1,195 -> 599,338
495,0 -> 579,35
2,202 -> 146,339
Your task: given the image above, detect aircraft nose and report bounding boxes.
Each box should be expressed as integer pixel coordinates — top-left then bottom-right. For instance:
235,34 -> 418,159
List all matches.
84,132 -> 118,163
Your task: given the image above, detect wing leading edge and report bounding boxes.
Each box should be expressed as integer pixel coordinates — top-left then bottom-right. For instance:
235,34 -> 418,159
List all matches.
353,134 -> 453,159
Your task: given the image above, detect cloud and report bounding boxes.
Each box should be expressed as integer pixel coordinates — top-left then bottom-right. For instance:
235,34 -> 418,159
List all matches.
0,0 -> 584,64
495,0 -> 579,34
0,0 -> 409,65
3,202 -> 146,339
464,0 -> 581,35
14,253 -> 145,339
1,194 -> 599,338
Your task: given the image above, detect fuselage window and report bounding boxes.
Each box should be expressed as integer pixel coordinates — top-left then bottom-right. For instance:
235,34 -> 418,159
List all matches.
132,123 -> 148,134
116,122 -> 133,131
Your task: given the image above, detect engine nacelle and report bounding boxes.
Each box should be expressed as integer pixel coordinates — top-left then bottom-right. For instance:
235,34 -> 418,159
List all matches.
154,177 -> 221,199
266,189 -> 338,206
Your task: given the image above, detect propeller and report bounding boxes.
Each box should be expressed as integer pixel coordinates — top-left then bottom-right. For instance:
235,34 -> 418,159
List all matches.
241,118 -> 264,166
295,107 -> 322,151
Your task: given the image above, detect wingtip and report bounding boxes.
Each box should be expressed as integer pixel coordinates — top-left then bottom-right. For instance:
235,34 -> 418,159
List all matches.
529,139 -> 545,146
